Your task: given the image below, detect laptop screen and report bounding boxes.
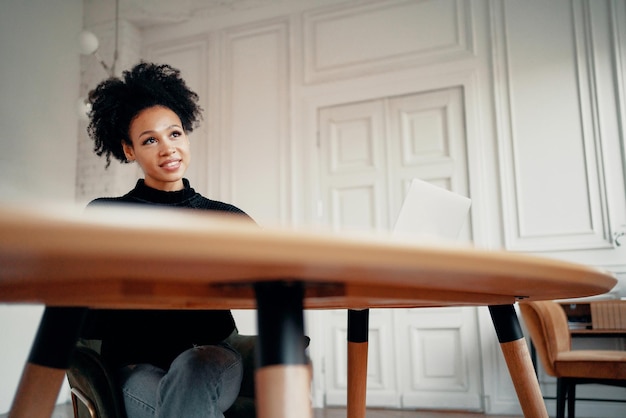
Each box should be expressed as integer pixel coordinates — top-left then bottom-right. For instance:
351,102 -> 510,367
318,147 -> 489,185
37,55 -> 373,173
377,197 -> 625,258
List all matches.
392,178 -> 471,241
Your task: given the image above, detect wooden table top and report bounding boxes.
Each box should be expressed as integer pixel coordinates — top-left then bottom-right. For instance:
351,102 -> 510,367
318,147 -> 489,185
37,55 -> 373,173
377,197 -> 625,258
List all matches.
0,203 -> 616,310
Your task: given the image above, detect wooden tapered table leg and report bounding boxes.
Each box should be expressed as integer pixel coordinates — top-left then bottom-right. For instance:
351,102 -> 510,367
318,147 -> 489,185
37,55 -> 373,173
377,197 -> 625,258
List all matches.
254,281 -> 312,418
489,304 -> 548,418
347,309 -> 369,418
9,307 -> 87,418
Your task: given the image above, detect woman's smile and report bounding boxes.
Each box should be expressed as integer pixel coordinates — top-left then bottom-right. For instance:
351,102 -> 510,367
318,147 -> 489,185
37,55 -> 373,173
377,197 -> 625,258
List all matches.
160,158 -> 182,170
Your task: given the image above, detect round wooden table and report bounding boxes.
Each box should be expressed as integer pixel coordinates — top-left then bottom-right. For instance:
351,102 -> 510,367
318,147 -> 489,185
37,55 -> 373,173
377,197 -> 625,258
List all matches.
0,203 -> 616,418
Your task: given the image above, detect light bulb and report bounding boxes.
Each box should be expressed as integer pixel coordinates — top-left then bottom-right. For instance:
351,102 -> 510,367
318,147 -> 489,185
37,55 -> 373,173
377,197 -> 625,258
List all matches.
79,30 -> 99,55
77,97 -> 92,121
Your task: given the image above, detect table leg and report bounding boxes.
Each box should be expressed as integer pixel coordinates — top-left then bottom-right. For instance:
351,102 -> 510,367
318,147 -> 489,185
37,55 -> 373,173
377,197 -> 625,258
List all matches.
489,304 -> 548,418
347,309 -> 369,418
9,307 -> 87,418
254,281 -> 312,418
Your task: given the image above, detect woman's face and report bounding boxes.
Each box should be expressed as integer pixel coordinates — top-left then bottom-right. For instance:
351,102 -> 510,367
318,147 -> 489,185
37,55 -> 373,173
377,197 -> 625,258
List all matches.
123,105 -> 191,191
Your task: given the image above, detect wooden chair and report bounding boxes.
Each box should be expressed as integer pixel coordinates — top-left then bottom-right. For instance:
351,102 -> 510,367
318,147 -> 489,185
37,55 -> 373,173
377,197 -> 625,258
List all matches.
519,300 -> 626,418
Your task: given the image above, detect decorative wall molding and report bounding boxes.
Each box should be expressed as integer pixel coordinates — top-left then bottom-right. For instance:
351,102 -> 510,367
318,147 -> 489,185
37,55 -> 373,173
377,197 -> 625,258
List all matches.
396,307 -> 482,410
610,0 -> 626,209
490,0 -> 614,252
303,0 -> 475,84
219,18 -> 292,223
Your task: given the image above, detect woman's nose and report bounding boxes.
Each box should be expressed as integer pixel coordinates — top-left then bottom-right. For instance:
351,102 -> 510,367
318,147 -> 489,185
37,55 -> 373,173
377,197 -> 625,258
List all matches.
160,142 -> 176,155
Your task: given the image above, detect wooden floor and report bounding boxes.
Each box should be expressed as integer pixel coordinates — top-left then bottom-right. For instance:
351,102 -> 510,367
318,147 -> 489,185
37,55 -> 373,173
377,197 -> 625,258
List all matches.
22,403 -> 523,418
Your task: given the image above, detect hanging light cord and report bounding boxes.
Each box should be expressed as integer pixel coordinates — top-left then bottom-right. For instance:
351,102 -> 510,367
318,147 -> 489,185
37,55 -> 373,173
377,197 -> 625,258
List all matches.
93,0 -> 119,77
112,0 -> 119,76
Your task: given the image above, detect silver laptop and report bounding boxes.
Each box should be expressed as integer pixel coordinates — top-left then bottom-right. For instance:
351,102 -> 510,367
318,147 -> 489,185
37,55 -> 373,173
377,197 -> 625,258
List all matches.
392,178 -> 471,241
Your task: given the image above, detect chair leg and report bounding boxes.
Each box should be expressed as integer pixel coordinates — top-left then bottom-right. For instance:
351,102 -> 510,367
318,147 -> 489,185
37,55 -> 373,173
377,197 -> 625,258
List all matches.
567,382 -> 576,418
556,378 -> 566,418
70,387 -> 98,418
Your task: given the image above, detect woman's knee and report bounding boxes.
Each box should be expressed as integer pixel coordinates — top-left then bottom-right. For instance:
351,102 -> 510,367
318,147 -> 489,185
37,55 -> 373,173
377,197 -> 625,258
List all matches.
165,344 -> 243,413
169,344 -> 243,386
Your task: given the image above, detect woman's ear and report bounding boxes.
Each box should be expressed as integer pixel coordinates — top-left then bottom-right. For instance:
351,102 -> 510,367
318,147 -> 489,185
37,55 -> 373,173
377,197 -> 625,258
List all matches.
122,141 -> 135,162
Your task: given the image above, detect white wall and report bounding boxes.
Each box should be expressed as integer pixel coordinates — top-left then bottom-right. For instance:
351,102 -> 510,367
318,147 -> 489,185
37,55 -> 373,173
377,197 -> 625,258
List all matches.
134,0 -> 626,415
0,0 -> 82,412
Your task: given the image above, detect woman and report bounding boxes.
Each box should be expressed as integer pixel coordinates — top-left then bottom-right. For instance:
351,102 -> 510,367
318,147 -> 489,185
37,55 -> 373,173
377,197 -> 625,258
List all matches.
84,62 -> 250,418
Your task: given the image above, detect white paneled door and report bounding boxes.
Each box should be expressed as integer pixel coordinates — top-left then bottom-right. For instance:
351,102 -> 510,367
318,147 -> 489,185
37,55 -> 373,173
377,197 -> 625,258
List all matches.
316,87 -> 482,410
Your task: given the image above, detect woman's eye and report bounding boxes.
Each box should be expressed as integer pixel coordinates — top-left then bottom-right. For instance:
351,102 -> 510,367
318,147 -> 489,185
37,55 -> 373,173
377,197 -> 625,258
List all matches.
142,137 -> 156,145
171,131 -> 182,138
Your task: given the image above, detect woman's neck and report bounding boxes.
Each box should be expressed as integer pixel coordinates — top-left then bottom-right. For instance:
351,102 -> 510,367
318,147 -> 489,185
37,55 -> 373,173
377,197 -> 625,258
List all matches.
143,178 -> 185,192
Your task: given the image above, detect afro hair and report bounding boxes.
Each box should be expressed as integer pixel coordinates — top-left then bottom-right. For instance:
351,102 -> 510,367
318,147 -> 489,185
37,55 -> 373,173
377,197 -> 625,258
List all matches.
87,62 -> 203,167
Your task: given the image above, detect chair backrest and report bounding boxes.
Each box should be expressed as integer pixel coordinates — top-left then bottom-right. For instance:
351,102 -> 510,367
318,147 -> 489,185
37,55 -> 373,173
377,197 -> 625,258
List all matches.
67,345 -> 128,418
519,300 -> 572,377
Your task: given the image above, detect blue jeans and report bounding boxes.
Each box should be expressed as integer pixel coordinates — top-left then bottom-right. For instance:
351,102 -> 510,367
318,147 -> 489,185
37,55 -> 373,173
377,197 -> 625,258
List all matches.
117,342 -> 243,418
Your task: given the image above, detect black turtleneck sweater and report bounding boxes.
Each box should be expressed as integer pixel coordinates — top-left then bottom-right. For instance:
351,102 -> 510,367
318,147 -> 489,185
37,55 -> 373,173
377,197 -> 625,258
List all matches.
83,179 -> 252,370
89,178 -> 246,213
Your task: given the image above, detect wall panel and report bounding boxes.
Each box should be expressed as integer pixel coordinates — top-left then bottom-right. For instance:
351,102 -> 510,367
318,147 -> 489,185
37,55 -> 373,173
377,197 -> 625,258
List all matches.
491,0 -> 613,251
303,0 -> 474,83
221,19 -> 291,223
